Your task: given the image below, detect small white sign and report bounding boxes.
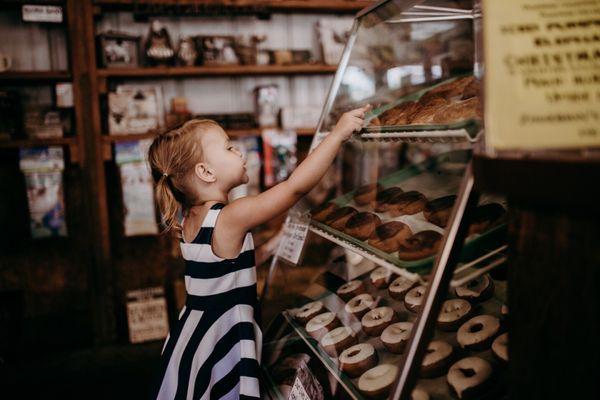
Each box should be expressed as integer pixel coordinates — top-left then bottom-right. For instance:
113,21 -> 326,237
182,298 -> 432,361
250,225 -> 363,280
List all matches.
126,287 -> 169,344
289,376 -> 311,400
278,216 -> 309,266
55,83 -> 73,108
22,5 -> 63,23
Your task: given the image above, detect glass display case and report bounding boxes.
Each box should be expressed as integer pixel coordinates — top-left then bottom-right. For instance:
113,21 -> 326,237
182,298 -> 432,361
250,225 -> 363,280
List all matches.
260,1 -> 509,399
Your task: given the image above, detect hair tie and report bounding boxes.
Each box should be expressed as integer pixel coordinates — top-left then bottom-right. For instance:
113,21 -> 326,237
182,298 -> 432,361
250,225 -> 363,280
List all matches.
163,172 -> 169,178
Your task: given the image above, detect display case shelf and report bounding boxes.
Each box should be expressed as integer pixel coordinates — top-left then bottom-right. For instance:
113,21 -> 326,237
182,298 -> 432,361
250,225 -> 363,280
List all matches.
0,136 -> 79,163
0,70 -> 71,84
358,126 -> 480,144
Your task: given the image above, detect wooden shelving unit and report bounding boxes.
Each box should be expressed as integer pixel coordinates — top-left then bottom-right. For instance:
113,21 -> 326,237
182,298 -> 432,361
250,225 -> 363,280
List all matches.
0,70 -> 72,83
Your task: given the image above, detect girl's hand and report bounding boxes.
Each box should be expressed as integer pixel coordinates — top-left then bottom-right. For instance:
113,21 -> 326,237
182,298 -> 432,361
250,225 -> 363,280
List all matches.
332,104 -> 372,142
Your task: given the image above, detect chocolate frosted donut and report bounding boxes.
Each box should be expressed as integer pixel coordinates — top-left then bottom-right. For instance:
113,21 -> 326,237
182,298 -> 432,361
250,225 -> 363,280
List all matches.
311,202 -> 338,222
424,195 -> 457,227
374,187 -> 404,212
455,274 -> 494,303
361,306 -> 398,336
339,343 -> 378,378
324,206 -> 358,231
358,364 -> 399,399
437,299 -> 472,331
388,191 -> 427,217
344,212 -> 382,240
420,340 -> 454,378
492,332 -> 508,363
320,326 -> 357,357
447,357 -> 493,400
388,276 -> 418,300
368,221 -> 412,253
468,203 -> 506,235
381,321 -> 413,353
398,231 -> 443,261
337,280 -> 366,301
354,183 -> 382,206
345,293 -> 375,319
457,315 -> 501,351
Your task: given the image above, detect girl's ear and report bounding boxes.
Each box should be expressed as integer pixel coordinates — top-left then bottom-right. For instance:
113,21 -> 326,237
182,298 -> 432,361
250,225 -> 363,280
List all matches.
194,162 -> 216,183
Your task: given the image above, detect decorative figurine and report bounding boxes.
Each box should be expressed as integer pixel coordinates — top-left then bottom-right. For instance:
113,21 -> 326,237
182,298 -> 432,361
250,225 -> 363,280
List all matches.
144,20 -> 175,66
177,37 -> 198,66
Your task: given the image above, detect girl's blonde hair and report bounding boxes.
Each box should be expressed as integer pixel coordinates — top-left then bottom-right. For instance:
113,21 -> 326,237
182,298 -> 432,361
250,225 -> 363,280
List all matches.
148,119 -> 222,234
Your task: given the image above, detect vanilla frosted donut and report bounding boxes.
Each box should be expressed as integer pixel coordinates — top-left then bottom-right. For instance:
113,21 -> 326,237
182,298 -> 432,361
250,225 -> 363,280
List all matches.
455,274 -> 494,303
404,285 -> 426,313
295,300 -> 325,324
420,340 -> 453,378
339,343 -> 378,378
305,311 -> 340,340
358,364 -> 399,399
437,299 -> 472,331
370,266 -> 393,289
320,326 -> 357,357
337,280 -> 366,301
389,276 -> 417,300
361,306 -> 398,336
381,321 -> 413,354
345,293 -> 375,319
411,387 -> 430,400
457,315 -> 501,351
492,332 -> 508,363
447,357 -> 493,399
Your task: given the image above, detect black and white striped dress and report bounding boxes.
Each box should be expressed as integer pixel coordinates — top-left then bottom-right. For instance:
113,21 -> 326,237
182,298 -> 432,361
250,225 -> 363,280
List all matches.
156,203 -> 262,400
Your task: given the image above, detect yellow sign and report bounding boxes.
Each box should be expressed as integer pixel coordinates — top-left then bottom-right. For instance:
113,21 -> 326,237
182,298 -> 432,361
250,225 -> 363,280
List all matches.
484,0 -> 600,151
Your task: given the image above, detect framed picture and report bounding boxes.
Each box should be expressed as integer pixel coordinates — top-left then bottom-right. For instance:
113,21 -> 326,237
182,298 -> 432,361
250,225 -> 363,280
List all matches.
98,32 -> 141,68
108,85 -> 164,135
195,35 -> 239,66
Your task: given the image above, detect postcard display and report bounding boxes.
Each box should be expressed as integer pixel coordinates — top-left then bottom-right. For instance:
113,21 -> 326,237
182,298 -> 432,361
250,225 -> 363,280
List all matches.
260,1 -> 511,399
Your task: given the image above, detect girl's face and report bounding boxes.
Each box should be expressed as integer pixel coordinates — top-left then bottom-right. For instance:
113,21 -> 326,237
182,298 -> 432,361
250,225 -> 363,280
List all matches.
201,127 -> 248,189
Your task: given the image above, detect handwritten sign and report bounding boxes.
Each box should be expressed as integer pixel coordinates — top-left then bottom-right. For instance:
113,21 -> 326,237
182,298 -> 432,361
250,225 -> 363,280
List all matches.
278,216 -> 309,266
22,5 -> 63,23
126,287 -> 169,344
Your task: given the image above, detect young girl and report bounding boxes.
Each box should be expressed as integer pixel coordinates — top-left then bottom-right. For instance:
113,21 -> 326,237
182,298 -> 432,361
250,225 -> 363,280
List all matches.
149,104 -> 370,400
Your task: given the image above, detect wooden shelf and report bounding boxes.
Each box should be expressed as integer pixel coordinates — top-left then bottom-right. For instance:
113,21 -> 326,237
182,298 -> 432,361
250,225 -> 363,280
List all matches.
0,70 -> 72,84
0,136 -> 80,163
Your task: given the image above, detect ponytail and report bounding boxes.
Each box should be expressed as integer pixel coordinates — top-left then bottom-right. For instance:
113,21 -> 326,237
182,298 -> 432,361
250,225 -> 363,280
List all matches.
155,174 -> 182,234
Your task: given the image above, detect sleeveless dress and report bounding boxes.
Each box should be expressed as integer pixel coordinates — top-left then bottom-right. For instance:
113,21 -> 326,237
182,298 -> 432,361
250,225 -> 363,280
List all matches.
155,203 -> 262,400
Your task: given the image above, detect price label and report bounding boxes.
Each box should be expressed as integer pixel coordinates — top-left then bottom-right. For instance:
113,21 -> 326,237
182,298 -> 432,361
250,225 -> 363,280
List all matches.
278,216 -> 309,266
22,5 -> 63,23
289,376 -> 311,400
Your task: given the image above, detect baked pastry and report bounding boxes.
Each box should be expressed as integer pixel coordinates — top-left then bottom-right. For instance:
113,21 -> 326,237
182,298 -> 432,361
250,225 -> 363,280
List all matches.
337,280 -> 366,301
370,266 -> 394,289
379,101 -> 420,126
420,340 -> 454,378
455,274 -> 494,303
345,293 -> 376,320
404,285 -> 426,313
388,191 -> 427,217
468,203 -> 506,235
368,221 -> 412,253
344,212 -> 382,240
461,78 -> 480,100
295,300 -> 325,324
409,103 -> 441,124
457,315 -> 501,351
353,183 -> 382,206
339,343 -> 378,378
398,231 -> 443,261
358,364 -> 399,399
411,387 -> 430,400
374,187 -> 404,212
324,206 -> 358,231
492,332 -> 508,363
422,77 -> 474,102
381,321 -> 413,353
305,311 -> 340,340
432,97 -> 482,124
369,116 -> 381,126
437,299 -> 472,331
423,195 -> 457,227
447,357 -> 493,399
361,306 -> 398,336
311,202 -> 338,222
320,326 -> 357,357
388,276 -> 418,300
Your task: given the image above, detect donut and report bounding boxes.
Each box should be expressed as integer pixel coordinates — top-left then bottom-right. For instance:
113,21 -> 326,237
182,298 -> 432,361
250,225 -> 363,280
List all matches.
381,321 -> 413,353
324,206 -> 358,231
305,311 -> 340,340
358,364 -> 399,399
455,274 -> 494,303
457,315 -> 501,351
468,203 -> 506,235
353,183 -> 382,205
361,306 -> 398,336
388,276 -> 418,300
374,187 -> 404,213
492,332 -> 508,363
370,266 -> 394,289
344,212 -> 382,240
339,343 -> 378,378
437,299 -> 472,331
337,280 -> 366,301
398,231 -> 443,261
404,285 -> 427,313
345,293 -> 376,320
447,357 -> 493,399
311,202 -> 338,222
411,387 -> 430,400
368,221 -> 412,253
295,300 -> 325,324
433,97 -> 482,124
423,195 -> 457,227
420,340 -> 454,378
320,326 -> 357,357
387,191 -> 427,217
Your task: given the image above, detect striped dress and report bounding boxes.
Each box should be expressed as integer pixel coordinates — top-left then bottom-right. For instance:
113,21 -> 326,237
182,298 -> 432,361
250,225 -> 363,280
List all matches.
156,203 -> 262,400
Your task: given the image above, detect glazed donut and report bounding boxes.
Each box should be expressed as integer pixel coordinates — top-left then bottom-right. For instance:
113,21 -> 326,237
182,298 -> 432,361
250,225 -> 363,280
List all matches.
420,340 -> 454,378
381,321 -> 413,354
457,315 -> 501,351
387,191 -> 427,217
423,195 -> 457,227
388,276 -> 418,300
370,266 -> 394,289
337,280 -> 366,301
437,299 -> 472,331
492,332 -> 508,363
447,357 -> 493,400
344,212 -> 382,240
368,221 -> 412,253
345,293 -> 376,320
358,364 -> 399,399
468,203 -> 506,235
361,306 -> 398,336
404,285 -> 426,313
455,274 -> 494,303
324,206 -> 358,231
374,187 -> 404,213
305,311 -> 340,340
354,183 -> 382,206
398,231 -> 442,261
339,343 -> 378,378
411,388 -> 430,400
320,326 -> 357,357
295,300 -> 325,324
311,202 -> 338,222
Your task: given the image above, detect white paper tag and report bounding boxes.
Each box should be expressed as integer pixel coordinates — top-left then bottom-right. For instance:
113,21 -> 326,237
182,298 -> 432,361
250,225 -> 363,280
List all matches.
126,287 -> 169,344
289,376 -> 311,400
22,5 -> 63,23
278,216 -> 309,266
